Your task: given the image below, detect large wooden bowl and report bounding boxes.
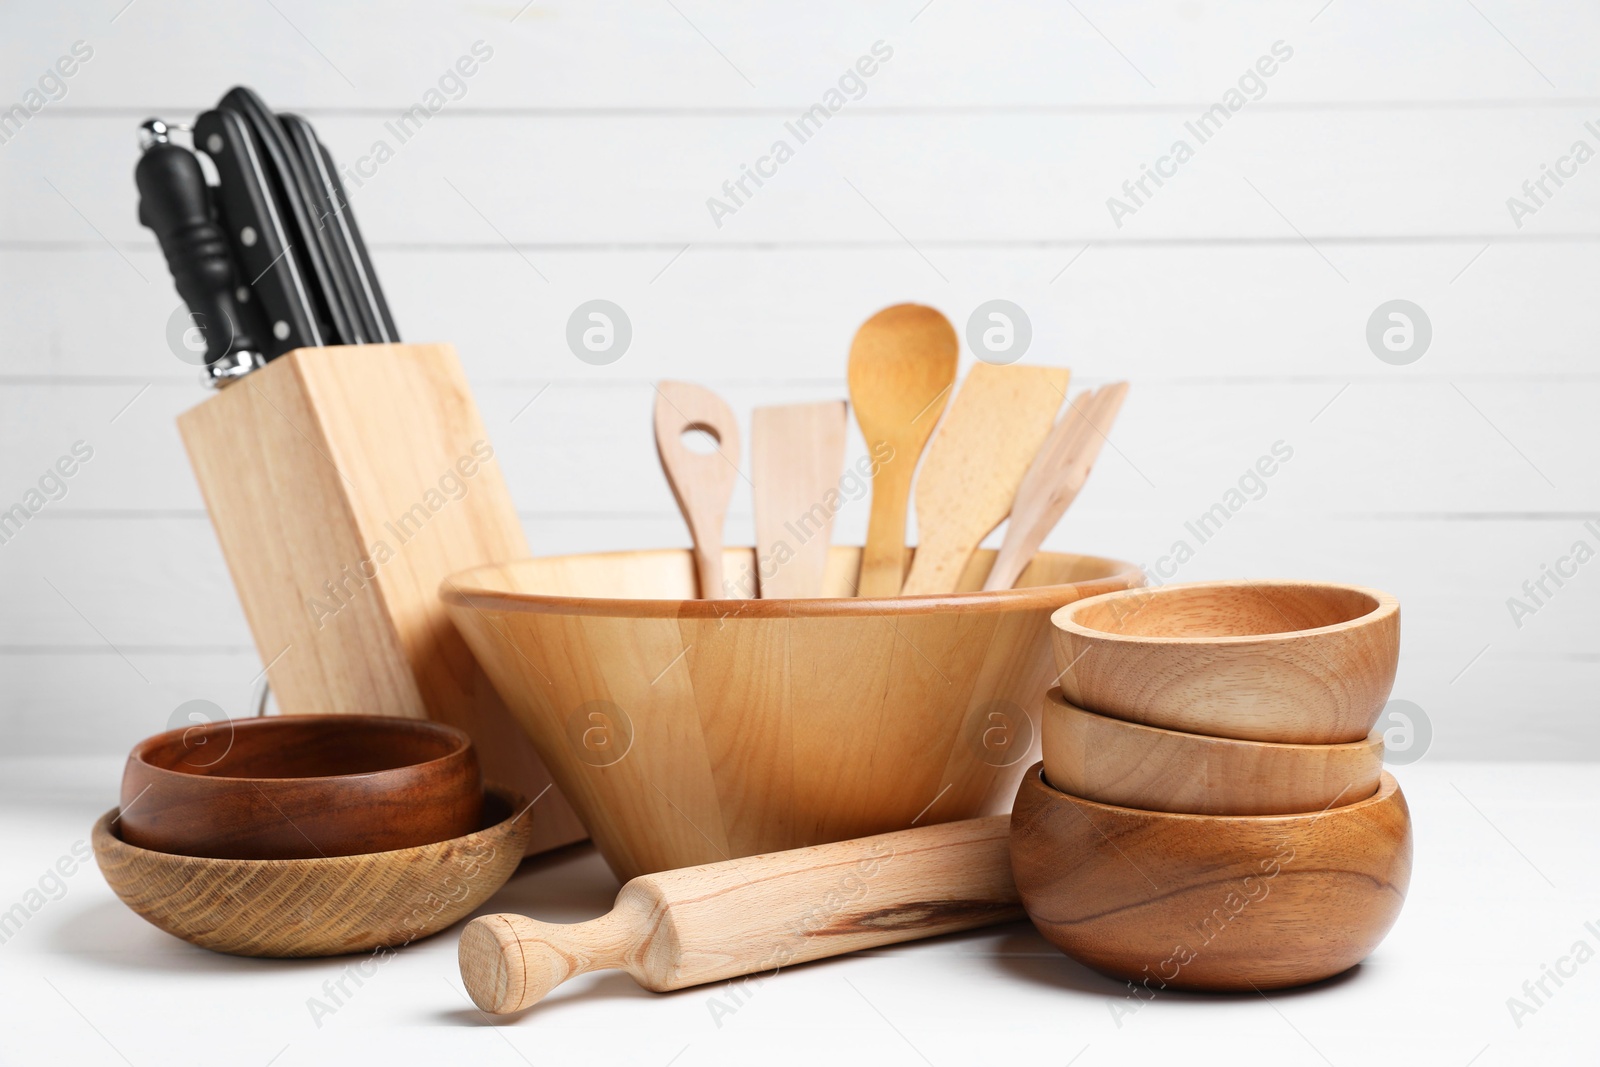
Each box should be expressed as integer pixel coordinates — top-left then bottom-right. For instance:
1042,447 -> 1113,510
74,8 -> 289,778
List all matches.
1010,764 -> 1411,991
442,546 -> 1141,881
120,715 -> 482,859
1052,580 -> 1399,744
1040,689 -> 1384,816
93,789 -> 529,957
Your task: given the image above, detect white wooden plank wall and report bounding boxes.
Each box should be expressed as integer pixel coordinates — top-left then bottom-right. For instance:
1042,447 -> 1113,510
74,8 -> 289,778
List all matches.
1,1 -> 1595,759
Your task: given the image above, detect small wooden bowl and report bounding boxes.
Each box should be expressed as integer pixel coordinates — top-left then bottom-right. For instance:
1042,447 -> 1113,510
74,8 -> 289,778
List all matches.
93,788 -> 530,957
1040,689 -> 1384,816
1010,763 -> 1411,991
121,715 -> 482,859
1052,580 -> 1399,744
443,546 -> 1142,881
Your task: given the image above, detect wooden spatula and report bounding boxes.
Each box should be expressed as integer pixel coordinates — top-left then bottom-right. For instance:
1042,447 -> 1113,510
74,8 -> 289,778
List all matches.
847,305 -> 959,597
900,363 -> 1070,595
459,815 -> 1019,1014
654,381 -> 741,599
982,381 -> 1129,591
751,401 -> 849,599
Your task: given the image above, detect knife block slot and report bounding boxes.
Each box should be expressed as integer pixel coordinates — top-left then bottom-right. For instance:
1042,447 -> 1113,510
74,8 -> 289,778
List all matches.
177,343 -> 586,857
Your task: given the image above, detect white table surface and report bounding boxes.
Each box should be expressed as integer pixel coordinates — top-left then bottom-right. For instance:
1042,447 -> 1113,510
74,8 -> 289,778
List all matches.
2,756 -> 1595,1067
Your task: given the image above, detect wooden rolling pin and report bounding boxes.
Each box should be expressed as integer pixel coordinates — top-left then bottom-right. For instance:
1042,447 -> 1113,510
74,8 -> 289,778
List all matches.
459,816 -> 1020,1014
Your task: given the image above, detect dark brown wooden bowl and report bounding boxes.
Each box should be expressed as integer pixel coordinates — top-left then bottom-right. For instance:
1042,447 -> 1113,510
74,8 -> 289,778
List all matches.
1010,762 -> 1411,991
120,714 -> 482,859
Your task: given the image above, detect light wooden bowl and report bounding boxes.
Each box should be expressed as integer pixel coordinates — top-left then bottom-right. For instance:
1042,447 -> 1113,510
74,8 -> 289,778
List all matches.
1040,688 -> 1384,816
1010,764 -> 1411,991
442,546 -> 1142,881
1052,580 -> 1399,744
93,789 -> 530,957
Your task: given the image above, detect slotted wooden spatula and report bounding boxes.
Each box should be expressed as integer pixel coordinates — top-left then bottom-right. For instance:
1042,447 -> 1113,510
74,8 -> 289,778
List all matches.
982,381 -> 1129,591
654,381 -> 741,599
751,400 -> 849,599
900,363 -> 1070,595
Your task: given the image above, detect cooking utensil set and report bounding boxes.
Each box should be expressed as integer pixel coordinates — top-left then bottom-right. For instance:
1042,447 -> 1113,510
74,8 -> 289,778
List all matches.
118,111 -> 1413,1014
657,305 -> 1127,600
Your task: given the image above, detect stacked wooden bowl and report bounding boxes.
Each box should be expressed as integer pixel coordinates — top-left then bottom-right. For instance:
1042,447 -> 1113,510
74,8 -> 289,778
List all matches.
1009,580 -> 1414,991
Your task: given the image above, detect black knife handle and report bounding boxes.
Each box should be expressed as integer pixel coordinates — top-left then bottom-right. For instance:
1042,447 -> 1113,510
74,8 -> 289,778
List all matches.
135,141 -> 261,365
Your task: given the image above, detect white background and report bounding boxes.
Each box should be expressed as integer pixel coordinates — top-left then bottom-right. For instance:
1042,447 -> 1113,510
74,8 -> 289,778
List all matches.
1,0 -> 1595,761
1,4 -> 1598,1064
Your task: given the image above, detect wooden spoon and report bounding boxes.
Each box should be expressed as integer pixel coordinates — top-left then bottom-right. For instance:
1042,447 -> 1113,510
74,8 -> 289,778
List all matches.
900,363 -> 1070,595
751,401 -> 849,599
847,304 -> 959,596
982,381 -> 1128,591
654,381 -> 741,599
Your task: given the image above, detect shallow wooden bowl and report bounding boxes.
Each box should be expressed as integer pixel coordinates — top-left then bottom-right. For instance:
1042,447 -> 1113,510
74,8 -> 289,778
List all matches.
1040,688 -> 1384,816
121,714 -> 482,859
1052,580 -> 1399,744
442,546 -> 1142,881
94,788 -> 529,957
1010,763 -> 1411,991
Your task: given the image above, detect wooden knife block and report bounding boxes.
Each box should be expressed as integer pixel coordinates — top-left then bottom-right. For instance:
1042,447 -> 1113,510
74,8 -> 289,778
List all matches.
177,343 -> 587,857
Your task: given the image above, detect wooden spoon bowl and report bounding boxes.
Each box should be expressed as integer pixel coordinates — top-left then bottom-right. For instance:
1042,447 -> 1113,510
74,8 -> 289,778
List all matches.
1052,580 -> 1400,744
1010,764 -> 1412,991
1041,688 -> 1384,816
120,715 -> 482,860
93,788 -> 530,958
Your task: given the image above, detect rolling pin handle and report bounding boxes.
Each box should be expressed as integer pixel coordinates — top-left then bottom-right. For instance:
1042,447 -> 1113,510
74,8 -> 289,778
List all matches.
459,910 -> 637,1015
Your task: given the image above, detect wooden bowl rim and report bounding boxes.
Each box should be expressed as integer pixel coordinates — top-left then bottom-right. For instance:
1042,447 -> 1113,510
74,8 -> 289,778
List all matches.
128,713 -> 474,785
1022,762 -> 1400,821
440,547 -> 1144,618
1051,579 -> 1398,646
94,785 -> 528,868
1042,688 -> 1385,755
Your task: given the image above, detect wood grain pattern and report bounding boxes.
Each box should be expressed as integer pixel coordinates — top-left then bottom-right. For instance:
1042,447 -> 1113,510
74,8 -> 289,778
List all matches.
1040,689 -> 1383,816
460,816 -> 1021,1013
1010,765 -> 1412,991
653,381 -> 742,598
176,344 -> 585,857
93,788 -> 531,958
443,546 -> 1142,881
750,401 -> 849,599
120,715 -> 482,860
847,305 -> 959,597
901,363 -> 1071,595
984,382 -> 1129,592
1053,580 -> 1401,745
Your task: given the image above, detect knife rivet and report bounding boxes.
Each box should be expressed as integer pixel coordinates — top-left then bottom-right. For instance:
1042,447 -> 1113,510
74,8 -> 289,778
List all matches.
273,321 -> 290,340
207,133 -> 224,154
236,287 -> 250,303
240,226 -> 257,247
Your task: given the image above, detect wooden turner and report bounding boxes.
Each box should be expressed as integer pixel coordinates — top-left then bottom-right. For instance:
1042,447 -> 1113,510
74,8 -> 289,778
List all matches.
751,401 -> 849,598
654,381 -> 741,599
459,816 -> 1020,1014
983,381 -> 1129,591
900,363 -> 1070,595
